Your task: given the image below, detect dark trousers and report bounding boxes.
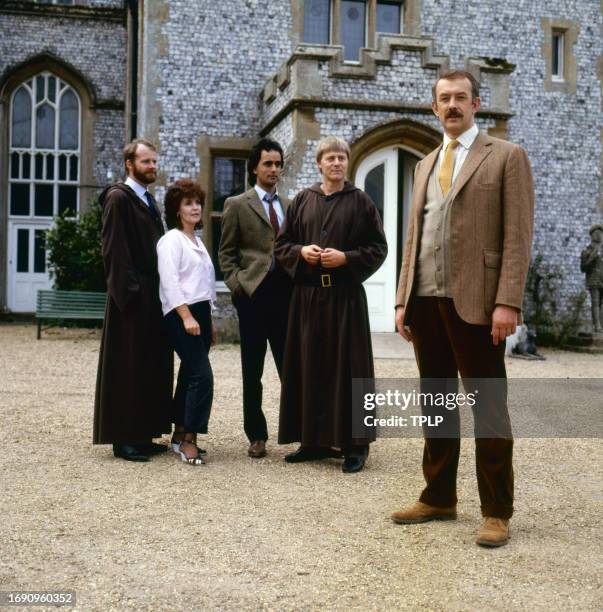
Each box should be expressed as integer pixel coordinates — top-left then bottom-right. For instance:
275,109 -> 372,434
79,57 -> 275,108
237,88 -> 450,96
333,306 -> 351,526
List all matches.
409,297 -> 514,519
234,270 -> 291,442
165,300 -> 213,434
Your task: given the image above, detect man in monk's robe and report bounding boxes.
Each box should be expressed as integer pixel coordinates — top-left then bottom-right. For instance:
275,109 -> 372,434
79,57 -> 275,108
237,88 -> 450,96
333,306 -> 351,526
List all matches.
275,136 -> 387,473
93,139 -> 173,461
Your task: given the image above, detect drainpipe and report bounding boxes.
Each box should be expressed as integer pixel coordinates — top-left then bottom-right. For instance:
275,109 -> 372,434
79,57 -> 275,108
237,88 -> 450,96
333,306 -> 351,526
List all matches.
127,0 -> 138,139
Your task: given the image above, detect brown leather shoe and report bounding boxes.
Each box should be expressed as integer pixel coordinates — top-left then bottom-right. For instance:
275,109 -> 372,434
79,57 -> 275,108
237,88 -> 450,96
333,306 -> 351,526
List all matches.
391,501 -> 457,524
476,517 -> 510,547
247,440 -> 266,458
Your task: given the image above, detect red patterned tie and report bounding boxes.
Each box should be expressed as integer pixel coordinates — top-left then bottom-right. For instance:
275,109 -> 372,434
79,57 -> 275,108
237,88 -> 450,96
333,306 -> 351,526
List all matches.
265,193 -> 280,234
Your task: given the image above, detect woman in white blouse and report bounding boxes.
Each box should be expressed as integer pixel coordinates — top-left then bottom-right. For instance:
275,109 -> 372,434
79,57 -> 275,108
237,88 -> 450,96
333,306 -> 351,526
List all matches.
157,179 -> 216,466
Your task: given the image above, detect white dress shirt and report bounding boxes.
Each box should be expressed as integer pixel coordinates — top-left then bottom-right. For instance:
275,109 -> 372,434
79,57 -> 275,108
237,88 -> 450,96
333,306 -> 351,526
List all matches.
125,176 -> 152,206
438,123 -> 479,182
157,229 -> 216,316
254,184 -> 285,226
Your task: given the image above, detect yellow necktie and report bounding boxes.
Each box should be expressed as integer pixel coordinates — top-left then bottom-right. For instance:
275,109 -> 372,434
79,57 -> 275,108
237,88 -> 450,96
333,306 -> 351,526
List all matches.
438,140 -> 460,197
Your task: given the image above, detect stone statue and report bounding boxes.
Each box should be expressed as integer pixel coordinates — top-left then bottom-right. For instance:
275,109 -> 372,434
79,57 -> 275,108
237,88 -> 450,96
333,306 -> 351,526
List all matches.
580,224 -> 603,333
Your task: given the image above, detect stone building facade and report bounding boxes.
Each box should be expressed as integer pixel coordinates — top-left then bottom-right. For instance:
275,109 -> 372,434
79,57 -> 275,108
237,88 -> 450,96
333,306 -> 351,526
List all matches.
1,1 -> 602,334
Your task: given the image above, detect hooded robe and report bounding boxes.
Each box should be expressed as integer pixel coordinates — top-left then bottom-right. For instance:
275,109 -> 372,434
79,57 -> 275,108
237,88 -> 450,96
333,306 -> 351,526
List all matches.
93,183 -> 173,444
275,181 -> 387,448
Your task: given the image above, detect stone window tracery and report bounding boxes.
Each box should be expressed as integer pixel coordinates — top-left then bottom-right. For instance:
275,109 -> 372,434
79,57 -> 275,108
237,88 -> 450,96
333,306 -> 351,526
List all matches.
9,71 -> 81,220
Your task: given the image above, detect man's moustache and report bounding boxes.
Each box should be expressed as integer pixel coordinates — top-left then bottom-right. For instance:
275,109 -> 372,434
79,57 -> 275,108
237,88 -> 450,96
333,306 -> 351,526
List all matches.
446,112 -> 463,118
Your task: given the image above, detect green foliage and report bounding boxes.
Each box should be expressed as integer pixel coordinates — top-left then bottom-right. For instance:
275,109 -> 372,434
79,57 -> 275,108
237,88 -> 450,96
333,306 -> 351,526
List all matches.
46,200 -> 106,292
523,253 -> 587,346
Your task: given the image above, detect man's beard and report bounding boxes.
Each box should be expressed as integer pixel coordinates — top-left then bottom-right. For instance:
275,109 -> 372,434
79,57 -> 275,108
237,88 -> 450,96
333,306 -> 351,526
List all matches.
132,165 -> 156,186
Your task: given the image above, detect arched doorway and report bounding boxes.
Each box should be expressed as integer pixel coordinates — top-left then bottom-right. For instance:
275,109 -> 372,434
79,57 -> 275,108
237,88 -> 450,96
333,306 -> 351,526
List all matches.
356,146 -> 421,331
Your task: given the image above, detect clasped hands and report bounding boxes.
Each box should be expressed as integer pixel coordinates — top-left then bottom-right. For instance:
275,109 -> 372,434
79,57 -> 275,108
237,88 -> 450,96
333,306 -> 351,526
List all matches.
301,244 -> 347,268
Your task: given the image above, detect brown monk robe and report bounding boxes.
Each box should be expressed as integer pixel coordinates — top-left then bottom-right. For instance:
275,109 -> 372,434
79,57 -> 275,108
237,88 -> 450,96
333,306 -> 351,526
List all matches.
93,184 -> 173,444
275,181 -> 387,454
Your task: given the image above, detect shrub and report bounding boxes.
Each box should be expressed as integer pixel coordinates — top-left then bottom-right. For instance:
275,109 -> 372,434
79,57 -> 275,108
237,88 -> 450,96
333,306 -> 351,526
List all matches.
523,253 -> 587,346
46,199 -> 106,292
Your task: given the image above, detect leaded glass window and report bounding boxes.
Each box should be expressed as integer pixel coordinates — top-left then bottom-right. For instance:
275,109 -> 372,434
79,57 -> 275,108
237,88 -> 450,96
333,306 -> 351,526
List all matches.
9,72 -> 80,218
304,0 -> 331,44
377,1 -> 402,34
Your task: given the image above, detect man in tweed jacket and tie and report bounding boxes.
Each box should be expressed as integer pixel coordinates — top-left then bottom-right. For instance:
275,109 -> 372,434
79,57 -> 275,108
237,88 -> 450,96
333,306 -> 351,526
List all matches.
219,138 -> 291,459
391,70 -> 535,547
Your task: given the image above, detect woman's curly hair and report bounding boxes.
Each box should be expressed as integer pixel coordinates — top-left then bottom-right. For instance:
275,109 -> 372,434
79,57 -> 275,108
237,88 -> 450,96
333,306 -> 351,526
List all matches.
164,179 -> 206,230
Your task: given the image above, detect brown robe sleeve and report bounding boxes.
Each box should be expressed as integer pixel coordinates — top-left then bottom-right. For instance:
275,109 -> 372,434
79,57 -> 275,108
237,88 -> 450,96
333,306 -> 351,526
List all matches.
343,192 -> 388,284
274,191 -> 304,279
101,190 -> 140,312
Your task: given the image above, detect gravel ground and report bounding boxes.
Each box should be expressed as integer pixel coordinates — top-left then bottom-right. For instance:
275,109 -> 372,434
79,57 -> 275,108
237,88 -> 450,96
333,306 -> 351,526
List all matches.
0,323 -> 601,611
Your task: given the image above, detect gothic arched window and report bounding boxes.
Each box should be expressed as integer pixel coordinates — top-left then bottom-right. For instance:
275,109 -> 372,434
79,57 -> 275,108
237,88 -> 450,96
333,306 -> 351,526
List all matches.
9,71 -> 81,219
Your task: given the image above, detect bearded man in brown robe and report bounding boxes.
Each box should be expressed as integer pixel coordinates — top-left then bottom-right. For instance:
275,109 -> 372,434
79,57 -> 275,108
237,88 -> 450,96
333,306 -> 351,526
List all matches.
93,139 -> 173,462
275,136 -> 387,473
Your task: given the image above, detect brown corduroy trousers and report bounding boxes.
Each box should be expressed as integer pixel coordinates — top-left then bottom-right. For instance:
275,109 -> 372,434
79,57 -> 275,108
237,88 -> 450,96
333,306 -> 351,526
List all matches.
409,297 -> 514,519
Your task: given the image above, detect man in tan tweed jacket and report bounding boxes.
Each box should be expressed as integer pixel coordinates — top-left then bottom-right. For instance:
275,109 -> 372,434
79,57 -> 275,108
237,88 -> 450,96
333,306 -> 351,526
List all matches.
391,70 -> 534,547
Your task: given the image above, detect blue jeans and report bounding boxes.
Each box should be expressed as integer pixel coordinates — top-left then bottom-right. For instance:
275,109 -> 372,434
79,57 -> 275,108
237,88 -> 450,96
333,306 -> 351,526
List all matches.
165,300 -> 213,433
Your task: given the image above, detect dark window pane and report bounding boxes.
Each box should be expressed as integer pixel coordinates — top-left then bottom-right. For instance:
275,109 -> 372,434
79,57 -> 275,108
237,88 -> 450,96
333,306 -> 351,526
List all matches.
48,76 -> 56,103
35,184 -> 54,216
36,75 -> 45,103
56,0 -> 74,4
59,90 -> 79,150
10,183 -> 30,215
365,163 -> 385,221
22,153 -> 31,179
35,153 -> 44,179
304,0 -> 330,44
36,104 -> 55,149
213,158 -> 246,213
11,153 -> 20,179
211,217 -> 224,281
46,154 -> 55,180
58,154 -> 67,180
341,0 -> 366,61
58,185 -> 77,216
69,155 -> 79,181
11,87 -> 32,147
17,229 -> 29,273
34,230 -> 47,273
377,1 -> 401,34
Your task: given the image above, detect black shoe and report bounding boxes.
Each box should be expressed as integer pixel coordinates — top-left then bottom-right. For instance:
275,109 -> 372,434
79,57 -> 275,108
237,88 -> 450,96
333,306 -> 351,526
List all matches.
342,447 -> 369,473
141,442 -> 168,455
113,443 -> 149,462
284,446 -> 343,463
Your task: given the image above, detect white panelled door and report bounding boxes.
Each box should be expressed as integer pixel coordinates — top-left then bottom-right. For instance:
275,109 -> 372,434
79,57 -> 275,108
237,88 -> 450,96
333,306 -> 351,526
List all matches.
356,146 -> 419,332
7,222 -> 53,312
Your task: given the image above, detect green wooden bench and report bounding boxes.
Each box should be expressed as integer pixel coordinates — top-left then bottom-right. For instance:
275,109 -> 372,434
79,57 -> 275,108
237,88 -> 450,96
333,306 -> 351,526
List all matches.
36,289 -> 107,339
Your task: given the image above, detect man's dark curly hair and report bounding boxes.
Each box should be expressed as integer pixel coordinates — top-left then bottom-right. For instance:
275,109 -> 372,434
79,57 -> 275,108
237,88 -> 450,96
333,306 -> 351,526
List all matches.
247,138 -> 284,186
164,179 -> 206,230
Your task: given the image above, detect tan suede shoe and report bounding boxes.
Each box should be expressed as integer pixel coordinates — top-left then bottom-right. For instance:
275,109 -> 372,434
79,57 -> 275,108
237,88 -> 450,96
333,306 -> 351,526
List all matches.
391,501 -> 457,524
476,517 -> 510,547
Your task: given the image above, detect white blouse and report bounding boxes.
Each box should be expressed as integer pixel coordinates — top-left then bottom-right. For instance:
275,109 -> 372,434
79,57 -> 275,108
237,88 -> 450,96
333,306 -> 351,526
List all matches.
157,229 -> 217,316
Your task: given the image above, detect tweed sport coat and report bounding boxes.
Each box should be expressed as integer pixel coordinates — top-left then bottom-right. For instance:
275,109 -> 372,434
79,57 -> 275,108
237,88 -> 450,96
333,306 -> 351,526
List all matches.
396,131 -> 535,326
219,187 -> 290,297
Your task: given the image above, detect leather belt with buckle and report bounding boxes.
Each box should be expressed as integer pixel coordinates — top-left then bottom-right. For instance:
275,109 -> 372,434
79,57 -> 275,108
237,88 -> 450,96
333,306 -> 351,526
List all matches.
321,274 -> 332,288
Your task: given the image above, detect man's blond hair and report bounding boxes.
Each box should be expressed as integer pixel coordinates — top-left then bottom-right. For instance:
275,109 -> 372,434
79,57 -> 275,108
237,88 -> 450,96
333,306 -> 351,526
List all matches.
315,136 -> 351,163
